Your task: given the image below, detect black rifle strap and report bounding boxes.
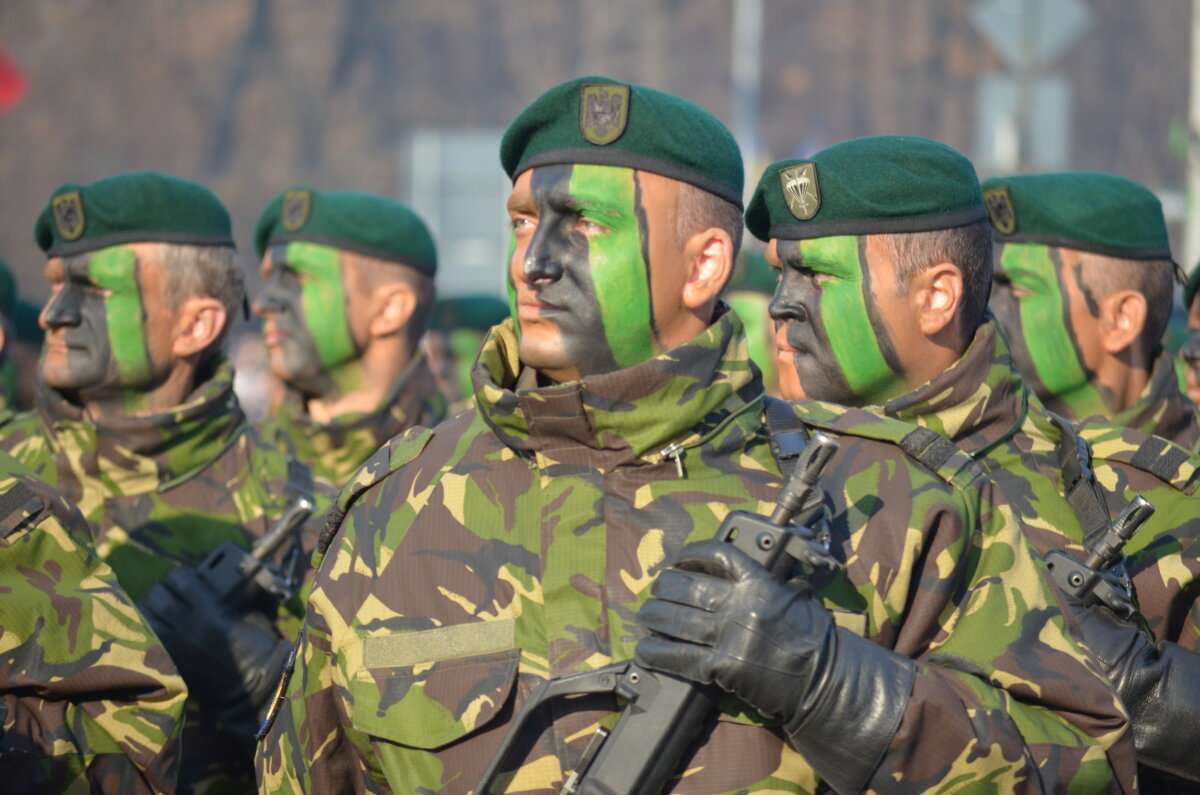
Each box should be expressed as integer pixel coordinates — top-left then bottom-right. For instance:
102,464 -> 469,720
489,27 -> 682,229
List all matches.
1049,414 -> 1112,550
764,396 -> 810,477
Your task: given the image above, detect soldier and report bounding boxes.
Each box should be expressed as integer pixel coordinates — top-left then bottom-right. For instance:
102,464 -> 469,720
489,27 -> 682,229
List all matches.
746,138 -> 1199,786
0,171 -> 314,793
253,189 -> 446,486
982,172 -> 1199,449
1,450 -> 186,793
257,81 -> 1133,793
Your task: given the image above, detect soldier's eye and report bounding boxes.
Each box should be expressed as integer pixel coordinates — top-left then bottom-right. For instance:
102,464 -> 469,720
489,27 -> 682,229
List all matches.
576,217 -> 609,235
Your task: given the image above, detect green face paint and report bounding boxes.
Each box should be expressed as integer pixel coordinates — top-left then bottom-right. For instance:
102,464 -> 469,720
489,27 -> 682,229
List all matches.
769,236 -> 906,405
254,241 -> 363,398
990,242 -> 1108,417
40,245 -> 155,404
508,163 -> 657,378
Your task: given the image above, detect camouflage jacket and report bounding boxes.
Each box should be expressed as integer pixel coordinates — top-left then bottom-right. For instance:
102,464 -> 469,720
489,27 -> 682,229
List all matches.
1111,347 -> 1200,453
0,450 -> 186,793
257,313 -> 1132,794
881,322 -> 1200,645
259,351 -> 447,487
0,357 -> 311,794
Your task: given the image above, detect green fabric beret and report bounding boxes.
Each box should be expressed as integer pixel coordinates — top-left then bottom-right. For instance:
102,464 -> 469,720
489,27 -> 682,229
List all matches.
500,75 -> 744,207
745,135 -> 987,241
255,187 -> 437,276
1185,264 -> 1200,311
980,172 -> 1171,260
35,171 -> 233,257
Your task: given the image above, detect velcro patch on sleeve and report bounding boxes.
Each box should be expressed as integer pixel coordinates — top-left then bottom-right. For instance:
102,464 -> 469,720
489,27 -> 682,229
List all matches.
363,618 -> 516,669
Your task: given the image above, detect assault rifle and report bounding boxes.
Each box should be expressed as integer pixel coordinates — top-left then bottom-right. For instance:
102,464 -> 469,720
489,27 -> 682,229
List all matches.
475,432 -> 840,795
1045,495 -> 1155,620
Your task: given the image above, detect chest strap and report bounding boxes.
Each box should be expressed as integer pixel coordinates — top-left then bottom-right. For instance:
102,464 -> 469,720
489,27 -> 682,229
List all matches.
1048,413 -> 1113,549
764,396 -> 810,476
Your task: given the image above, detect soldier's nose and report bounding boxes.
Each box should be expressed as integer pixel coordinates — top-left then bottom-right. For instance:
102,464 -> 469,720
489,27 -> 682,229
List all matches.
42,287 -> 83,328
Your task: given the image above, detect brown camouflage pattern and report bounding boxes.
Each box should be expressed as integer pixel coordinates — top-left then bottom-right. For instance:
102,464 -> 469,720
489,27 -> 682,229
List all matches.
0,450 -> 186,793
257,312 -> 1133,793
1111,347 -> 1200,453
259,351 -> 446,487
0,356 -> 310,794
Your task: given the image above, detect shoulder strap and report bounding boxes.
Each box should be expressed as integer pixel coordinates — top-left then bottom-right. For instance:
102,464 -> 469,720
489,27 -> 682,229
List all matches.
1047,413 -> 1113,549
317,427 -> 435,556
0,480 -> 44,539
763,396 -> 809,476
1077,422 -> 1200,497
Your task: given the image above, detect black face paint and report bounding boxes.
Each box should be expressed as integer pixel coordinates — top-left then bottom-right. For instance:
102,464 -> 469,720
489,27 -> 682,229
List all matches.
768,236 -> 906,405
508,163 -> 657,378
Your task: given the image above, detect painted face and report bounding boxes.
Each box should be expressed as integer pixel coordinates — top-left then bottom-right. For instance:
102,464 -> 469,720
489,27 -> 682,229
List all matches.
253,242 -> 362,397
767,236 -> 906,405
40,245 -> 155,399
506,164 -> 660,381
990,242 -> 1108,417
1182,298 -> 1200,404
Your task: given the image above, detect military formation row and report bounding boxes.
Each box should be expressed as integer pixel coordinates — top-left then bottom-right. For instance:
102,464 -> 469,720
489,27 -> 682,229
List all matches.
3,75 -> 1200,794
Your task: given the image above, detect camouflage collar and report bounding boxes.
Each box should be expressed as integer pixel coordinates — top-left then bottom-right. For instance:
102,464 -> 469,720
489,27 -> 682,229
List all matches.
36,356 -> 248,493
1111,348 -> 1200,452
472,308 -> 764,463
881,320 -> 1027,458
266,352 -> 446,484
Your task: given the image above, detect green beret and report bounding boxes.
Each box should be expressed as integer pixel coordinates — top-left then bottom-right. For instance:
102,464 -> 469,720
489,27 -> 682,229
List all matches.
980,172 -> 1171,260
745,135 -> 986,242
255,188 -> 437,276
500,76 -> 743,207
35,171 -> 233,257
1185,264 -> 1200,311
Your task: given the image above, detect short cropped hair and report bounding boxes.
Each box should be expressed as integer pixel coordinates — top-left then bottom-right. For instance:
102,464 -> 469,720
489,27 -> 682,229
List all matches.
676,182 -> 744,262
162,243 -> 243,355
1076,252 -> 1174,355
880,219 -> 993,337
351,256 -> 437,350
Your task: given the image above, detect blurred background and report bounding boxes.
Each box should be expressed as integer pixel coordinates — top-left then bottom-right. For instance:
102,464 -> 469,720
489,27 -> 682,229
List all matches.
0,0 -> 1194,405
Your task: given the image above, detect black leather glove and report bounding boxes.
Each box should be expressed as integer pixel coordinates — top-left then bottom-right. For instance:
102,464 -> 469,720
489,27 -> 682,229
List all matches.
636,540 -> 914,794
139,565 -> 291,738
1063,584 -> 1200,785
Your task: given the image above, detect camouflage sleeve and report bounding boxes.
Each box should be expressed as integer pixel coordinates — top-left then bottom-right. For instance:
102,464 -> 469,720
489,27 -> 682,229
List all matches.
864,487 -> 1133,791
0,472 -> 187,794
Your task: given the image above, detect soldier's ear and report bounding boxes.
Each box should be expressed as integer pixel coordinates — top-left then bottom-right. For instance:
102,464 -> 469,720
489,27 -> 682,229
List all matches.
368,282 -> 417,339
1098,289 -> 1147,355
913,262 -> 964,340
681,227 -> 734,313
171,296 -> 227,359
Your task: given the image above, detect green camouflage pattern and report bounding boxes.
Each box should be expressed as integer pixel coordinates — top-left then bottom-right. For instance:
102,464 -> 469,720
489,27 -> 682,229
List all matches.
1110,347 -> 1200,453
257,311 -> 1133,793
1075,421 -> 1200,648
0,450 -> 186,793
0,356 -> 311,794
881,321 -> 1200,654
258,351 -> 446,487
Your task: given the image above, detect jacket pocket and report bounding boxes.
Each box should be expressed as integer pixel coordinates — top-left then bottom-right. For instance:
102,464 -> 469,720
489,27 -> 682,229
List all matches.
346,618 -> 520,749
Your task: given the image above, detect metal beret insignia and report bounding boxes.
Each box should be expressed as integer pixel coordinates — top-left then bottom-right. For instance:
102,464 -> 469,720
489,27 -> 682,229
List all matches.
983,185 -> 1017,235
579,83 -> 630,146
281,189 -> 312,232
780,162 -> 821,221
52,191 -> 86,241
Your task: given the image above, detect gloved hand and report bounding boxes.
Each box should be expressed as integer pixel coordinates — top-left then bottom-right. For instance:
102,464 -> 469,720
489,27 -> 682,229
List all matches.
1061,583 -> 1200,784
139,565 -> 291,738
636,540 -> 914,794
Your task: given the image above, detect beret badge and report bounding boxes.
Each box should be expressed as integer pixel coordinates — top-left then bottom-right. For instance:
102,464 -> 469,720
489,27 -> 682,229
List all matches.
983,185 -> 1017,235
579,83 -> 629,146
52,191 -> 86,241
780,162 -> 821,221
281,189 -> 312,232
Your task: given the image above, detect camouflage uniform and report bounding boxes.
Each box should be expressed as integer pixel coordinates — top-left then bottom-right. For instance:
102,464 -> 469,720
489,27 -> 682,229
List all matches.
1110,347 -> 1200,453
0,357 -> 308,793
0,450 -> 186,793
259,351 -> 446,487
257,313 -> 1133,793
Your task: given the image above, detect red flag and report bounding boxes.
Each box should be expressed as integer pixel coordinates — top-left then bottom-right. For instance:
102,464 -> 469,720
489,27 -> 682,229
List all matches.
0,46 -> 27,113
